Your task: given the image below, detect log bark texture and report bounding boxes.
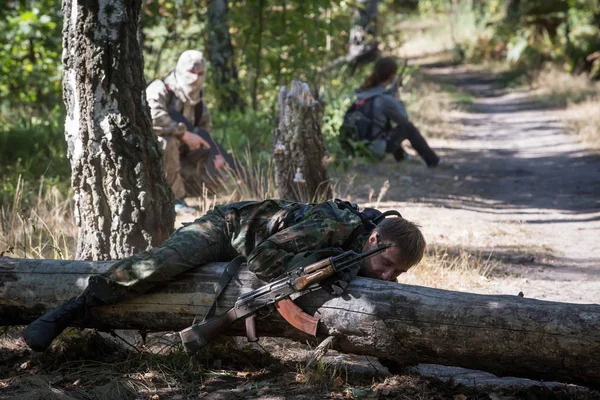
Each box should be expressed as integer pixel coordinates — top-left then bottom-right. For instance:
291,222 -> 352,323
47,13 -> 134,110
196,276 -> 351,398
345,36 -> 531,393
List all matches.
62,0 -> 174,261
273,81 -> 332,203
1,257 -> 600,388
207,0 -> 244,111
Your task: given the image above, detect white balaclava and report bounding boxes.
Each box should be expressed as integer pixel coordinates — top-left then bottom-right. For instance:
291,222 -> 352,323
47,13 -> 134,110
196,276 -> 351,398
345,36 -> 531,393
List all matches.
174,50 -> 207,105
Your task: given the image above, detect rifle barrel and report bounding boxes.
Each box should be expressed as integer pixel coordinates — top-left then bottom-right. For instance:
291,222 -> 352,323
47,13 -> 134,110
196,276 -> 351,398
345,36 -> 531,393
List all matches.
332,243 -> 392,272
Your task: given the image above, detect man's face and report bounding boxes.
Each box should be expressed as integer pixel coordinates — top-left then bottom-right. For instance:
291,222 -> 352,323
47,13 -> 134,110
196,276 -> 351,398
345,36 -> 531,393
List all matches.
359,232 -> 411,281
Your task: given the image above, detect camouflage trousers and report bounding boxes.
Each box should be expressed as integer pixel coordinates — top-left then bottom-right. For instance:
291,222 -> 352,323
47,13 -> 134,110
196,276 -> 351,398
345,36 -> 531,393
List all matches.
87,209 -> 238,304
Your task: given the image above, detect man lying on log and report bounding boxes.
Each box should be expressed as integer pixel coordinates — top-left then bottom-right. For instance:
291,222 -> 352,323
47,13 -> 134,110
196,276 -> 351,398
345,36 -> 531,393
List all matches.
23,199 -> 426,352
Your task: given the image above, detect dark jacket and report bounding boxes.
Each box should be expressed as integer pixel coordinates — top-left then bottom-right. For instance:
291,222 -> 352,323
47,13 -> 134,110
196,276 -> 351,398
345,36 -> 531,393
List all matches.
354,85 -> 409,139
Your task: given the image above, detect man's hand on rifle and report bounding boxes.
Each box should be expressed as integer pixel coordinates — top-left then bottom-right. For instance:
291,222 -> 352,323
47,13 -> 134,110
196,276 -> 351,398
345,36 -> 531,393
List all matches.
182,130 -> 211,150
213,154 -> 227,170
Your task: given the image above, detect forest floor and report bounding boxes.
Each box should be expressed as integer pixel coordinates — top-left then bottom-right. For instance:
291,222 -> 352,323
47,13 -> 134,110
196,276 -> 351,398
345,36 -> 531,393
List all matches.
2,62 -> 600,400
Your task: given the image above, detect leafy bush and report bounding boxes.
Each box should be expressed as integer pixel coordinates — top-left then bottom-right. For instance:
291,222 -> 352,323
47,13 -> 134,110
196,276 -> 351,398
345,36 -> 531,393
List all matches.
0,106 -> 70,205
0,1 -> 62,116
463,0 -> 600,78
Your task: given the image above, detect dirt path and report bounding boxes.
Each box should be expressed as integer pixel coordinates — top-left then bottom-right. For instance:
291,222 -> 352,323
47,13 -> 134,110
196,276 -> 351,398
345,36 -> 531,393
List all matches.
349,65 -> 600,304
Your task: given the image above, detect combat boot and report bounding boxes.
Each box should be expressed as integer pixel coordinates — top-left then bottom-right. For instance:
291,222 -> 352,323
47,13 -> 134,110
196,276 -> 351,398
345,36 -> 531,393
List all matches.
23,290 -> 96,352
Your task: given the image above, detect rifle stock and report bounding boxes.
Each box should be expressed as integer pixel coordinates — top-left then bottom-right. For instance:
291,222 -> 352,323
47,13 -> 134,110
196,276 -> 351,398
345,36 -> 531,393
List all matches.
180,308 -> 239,354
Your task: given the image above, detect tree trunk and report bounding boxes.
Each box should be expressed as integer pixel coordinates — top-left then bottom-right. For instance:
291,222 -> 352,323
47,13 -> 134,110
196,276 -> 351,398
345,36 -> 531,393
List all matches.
207,0 -> 244,111
348,0 -> 380,69
2,256 -> 599,388
472,0 -> 487,24
62,0 -> 175,261
251,0 -> 264,112
273,81 -> 331,203
503,0 -> 521,25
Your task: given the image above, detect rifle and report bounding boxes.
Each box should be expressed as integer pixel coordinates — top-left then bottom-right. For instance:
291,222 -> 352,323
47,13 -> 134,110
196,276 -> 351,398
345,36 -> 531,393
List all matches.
179,243 -> 394,354
167,108 -> 240,178
152,122 -> 186,137
388,59 -> 410,99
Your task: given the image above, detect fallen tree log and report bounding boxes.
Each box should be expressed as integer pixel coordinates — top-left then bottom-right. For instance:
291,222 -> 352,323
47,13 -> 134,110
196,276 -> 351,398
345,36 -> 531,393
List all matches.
1,257 -> 599,388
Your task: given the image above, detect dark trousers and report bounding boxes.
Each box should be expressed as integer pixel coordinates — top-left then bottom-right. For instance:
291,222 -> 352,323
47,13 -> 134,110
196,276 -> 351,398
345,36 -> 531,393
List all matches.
384,120 -> 440,167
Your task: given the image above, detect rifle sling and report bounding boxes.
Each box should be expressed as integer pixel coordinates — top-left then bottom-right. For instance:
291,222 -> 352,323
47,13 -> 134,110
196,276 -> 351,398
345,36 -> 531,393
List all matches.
202,255 -> 246,322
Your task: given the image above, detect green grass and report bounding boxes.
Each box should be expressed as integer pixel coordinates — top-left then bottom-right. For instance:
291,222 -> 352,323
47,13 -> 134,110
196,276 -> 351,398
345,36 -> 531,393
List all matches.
0,107 -> 71,206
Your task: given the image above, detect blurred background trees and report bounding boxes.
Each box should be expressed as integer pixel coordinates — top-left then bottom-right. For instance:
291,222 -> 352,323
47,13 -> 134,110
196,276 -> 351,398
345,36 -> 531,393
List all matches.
1,0 -> 599,206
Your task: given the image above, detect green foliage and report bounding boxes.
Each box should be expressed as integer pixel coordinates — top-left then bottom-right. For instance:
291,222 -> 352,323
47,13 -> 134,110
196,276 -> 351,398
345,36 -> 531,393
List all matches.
462,0 -> 600,77
211,107 -> 275,163
0,106 -> 70,205
142,1 -> 354,114
0,1 -> 67,206
0,0 -> 62,116
141,1 -> 207,80
8,0 -> 597,210
140,0 -> 364,165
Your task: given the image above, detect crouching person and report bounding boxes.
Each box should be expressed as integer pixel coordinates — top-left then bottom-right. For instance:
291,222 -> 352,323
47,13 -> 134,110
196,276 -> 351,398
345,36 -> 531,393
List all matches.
341,57 -> 441,167
147,50 -> 235,215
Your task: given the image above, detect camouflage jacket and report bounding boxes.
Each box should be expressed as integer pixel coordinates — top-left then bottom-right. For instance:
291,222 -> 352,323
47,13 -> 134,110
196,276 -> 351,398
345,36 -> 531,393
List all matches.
146,71 -> 212,137
170,199 -> 369,281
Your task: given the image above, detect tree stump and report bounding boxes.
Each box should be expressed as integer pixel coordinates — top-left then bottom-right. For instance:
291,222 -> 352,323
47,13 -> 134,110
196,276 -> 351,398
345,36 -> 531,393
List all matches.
273,80 -> 331,203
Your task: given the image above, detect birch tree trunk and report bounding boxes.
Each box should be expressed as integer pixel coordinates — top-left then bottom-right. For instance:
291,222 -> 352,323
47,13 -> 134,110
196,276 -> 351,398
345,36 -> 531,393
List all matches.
207,0 -> 244,111
503,0 -> 521,27
348,0 -> 380,69
1,257 -> 600,388
62,0 -> 174,261
273,81 -> 331,203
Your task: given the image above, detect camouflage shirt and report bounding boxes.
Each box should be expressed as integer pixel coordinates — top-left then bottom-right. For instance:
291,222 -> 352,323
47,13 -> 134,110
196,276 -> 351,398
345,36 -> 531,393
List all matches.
167,199 -> 369,280
94,199 -> 372,303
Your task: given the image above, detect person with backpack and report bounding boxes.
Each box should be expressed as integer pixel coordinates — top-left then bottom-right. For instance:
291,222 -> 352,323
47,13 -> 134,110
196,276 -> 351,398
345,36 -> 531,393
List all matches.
341,57 -> 441,167
23,198 -> 426,352
146,50 -> 235,214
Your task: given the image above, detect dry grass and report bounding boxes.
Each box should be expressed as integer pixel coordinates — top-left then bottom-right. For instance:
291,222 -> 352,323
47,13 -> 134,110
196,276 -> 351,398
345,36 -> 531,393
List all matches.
1,149 -> 278,256
218,146 -> 277,202
531,68 -> 600,149
532,67 -> 600,106
395,4 -> 479,60
5,376 -> 139,400
404,72 -> 465,140
561,97 -> 600,149
295,359 -> 348,390
0,329 -> 209,399
0,176 -> 76,260
399,245 -> 499,291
